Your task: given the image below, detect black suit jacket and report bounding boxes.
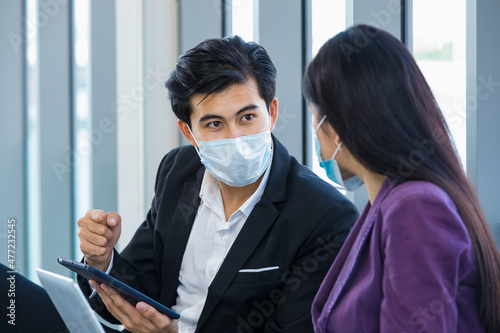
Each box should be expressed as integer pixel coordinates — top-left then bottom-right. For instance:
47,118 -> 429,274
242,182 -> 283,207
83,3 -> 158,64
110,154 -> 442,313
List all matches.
79,136 -> 358,332
0,263 -> 67,333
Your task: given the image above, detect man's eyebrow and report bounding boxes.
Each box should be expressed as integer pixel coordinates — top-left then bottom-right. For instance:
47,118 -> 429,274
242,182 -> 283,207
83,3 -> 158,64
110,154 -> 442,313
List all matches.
198,104 -> 261,124
198,114 -> 224,124
236,104 -> 260,115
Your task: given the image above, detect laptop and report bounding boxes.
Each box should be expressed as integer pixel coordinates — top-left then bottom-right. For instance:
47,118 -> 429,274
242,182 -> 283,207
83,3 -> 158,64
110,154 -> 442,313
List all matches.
36,268 -> 106,333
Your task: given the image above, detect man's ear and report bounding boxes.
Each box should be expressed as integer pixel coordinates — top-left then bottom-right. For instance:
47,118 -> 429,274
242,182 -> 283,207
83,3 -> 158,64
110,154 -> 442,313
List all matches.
178,120 -> 198,147
269,97 -> 278,132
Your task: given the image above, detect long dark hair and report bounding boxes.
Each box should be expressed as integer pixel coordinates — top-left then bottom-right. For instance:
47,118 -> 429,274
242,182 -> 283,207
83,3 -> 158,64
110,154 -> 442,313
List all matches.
304,24 -> 500,332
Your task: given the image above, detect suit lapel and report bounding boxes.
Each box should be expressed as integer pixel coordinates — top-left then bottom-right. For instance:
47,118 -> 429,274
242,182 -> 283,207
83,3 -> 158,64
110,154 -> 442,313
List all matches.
162,168 -> 204,302
196,195 -> 279,329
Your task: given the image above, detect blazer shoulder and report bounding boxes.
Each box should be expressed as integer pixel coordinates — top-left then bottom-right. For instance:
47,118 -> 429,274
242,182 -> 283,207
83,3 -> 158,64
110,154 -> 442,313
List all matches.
157,145 -> 199,171
153,145 -> 202,191
389,180 -> 447,196
379,181 -> 466,240
287,157 -> 356,209
384,180 -> 456,212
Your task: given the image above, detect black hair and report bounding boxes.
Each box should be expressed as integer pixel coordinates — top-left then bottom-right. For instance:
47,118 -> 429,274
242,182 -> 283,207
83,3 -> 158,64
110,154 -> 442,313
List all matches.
304,24 -> 500,332
165,35 -> 277,127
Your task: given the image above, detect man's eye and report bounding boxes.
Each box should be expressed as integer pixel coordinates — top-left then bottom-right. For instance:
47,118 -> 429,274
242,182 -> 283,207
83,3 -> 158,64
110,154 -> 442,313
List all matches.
242,114 -> 254,121
208,121 -> 222,128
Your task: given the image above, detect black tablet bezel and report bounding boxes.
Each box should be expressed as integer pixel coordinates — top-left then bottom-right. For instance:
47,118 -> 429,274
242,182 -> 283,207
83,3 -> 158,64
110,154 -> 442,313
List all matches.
57,257 -> 180,319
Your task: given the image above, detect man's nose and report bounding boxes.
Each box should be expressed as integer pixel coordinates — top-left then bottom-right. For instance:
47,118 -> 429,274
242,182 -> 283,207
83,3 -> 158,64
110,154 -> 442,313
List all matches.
225,125 -> 240,139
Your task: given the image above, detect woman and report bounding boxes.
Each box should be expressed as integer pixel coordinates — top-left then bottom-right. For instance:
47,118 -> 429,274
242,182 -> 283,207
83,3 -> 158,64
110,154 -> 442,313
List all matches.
304,25 -> 500,333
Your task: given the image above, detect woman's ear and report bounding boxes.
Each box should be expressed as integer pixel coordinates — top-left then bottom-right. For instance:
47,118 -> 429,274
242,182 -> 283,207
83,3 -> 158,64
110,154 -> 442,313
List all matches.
329,124 -> 344,153
333,132 -> 342,147
322,119 -> 342,146
178,120 -> 198,147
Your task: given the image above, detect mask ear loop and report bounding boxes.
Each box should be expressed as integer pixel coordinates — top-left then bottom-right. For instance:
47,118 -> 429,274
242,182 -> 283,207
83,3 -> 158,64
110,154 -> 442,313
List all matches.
313,115 -> 328,154
315,115 -> 342,160
315,115 -> 327,132
331,142 -> 343,160
186,125 -> 202,159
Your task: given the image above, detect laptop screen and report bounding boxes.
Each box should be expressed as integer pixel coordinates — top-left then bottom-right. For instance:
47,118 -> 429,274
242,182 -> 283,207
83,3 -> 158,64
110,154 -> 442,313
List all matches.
36,268 -> 106,333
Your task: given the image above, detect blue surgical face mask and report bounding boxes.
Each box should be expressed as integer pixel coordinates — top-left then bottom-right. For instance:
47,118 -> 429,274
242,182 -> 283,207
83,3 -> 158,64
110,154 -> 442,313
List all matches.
313,115 -> 363,191
188,127 -> 273,187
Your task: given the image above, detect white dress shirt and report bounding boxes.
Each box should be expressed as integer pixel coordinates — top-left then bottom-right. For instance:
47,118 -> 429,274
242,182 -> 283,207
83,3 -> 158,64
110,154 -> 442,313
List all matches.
172,153 -> 273,333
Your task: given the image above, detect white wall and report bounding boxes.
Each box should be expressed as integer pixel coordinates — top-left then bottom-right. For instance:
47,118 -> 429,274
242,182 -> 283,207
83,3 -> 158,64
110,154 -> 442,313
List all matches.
116,0 -> 180,250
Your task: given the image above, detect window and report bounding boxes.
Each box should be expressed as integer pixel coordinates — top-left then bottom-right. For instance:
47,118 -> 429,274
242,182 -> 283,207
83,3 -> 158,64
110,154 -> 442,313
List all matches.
26,0 -> 41,279
72,0 -> 91,259
311,0 -> 346,56
231,0 -> 258,42
310,0 -> 346,189
412,0 -> 467,169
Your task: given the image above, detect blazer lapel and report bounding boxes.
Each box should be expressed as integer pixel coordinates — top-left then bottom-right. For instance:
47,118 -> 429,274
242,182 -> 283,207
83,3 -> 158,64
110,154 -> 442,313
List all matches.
322,212 -> 377,318
196,196 -> 280,329
162,167 -> 204,303
319,178 -> 398,330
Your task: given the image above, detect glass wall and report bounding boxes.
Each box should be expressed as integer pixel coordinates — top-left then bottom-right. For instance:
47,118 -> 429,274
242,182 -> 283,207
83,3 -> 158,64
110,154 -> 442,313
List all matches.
72,0 -> 91,260
310,0 -> 346,190
232,0 -> 257,42
412,0 -> 467,169
26,0 -> 42,277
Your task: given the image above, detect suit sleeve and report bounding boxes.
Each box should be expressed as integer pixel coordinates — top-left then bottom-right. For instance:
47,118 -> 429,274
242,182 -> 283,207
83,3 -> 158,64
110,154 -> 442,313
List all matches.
77,151 -> 177,323
265,200 -> 358,332
1,264 -> 68,332
379,190 -> 473,332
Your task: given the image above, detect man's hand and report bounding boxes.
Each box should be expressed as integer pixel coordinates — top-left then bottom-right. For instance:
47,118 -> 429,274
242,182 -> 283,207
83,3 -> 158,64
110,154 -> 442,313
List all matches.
90,280 -> 178,333
78,209 -> 121,271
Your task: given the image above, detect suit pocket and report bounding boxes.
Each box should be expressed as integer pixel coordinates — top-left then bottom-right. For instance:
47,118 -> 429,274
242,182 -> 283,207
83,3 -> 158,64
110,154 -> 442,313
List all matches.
233,266 -> 281,284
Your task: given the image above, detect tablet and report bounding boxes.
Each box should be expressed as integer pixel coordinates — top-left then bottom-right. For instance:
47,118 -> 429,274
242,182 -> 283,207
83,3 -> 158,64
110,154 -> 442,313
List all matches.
58,257 -> 180,319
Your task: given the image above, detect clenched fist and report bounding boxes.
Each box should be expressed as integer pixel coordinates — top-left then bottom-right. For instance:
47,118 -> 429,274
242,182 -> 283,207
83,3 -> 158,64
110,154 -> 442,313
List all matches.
78,209 -> 121,272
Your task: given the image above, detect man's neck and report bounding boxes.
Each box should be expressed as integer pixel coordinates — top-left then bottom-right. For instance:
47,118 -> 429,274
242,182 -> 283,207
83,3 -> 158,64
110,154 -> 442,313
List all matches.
218,174 -> 264,221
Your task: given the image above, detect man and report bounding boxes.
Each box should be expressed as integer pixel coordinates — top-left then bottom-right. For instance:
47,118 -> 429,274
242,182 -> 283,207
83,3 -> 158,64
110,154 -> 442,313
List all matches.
77,36 -> 358,333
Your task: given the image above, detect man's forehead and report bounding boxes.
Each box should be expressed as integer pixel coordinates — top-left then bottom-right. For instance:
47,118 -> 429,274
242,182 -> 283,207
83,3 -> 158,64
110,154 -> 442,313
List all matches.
189,89 -> 231,109
189,81 -> 265,120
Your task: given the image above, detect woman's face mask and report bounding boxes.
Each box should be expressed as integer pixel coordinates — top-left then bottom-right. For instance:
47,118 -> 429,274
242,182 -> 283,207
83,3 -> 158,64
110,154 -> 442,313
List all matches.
313,115 -> 363,191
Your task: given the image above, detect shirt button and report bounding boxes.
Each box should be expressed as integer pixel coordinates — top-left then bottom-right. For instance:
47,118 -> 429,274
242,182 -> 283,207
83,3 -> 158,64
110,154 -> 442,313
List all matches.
198,303 -> 204,310
209,270 -> 215,278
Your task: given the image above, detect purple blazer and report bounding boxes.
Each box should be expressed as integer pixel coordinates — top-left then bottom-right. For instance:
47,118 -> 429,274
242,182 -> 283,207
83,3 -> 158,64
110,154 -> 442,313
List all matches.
312,179 -> 484,332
